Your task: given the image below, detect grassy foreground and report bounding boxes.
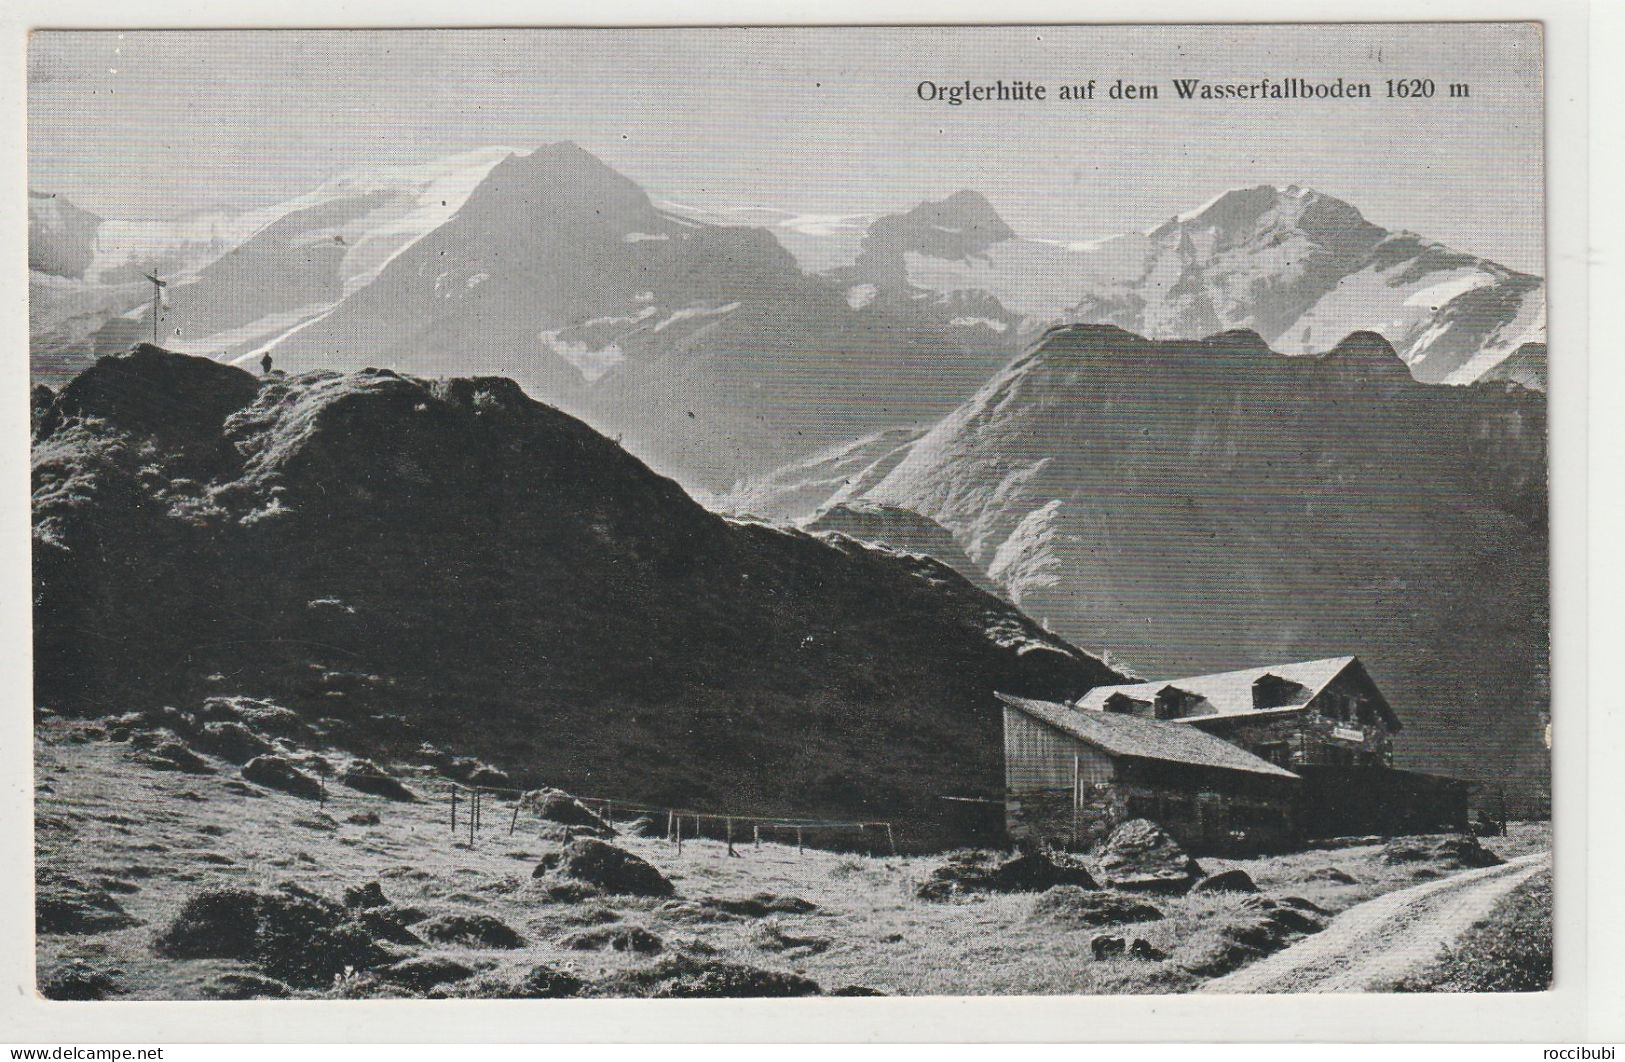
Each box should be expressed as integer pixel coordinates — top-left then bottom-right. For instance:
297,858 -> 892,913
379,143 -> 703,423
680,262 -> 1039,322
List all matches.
35,717 -> 1550,998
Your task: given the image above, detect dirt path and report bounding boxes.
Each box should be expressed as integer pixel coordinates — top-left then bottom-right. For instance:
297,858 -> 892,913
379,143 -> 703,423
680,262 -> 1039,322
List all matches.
1201,851 -> 1550,994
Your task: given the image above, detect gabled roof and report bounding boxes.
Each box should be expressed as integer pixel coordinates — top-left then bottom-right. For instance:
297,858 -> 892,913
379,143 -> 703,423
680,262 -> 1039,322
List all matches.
998,694 -> 1299,780
1073,656 -> 1366,721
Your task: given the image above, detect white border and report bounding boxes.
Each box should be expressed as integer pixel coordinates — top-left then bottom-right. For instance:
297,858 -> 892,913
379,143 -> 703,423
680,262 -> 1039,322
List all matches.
0,0 -> 1607,1044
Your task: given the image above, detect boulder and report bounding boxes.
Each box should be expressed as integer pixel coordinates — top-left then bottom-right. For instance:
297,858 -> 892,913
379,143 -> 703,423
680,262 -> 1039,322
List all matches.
343,882 -> 389,910
342,759 -> 416,802
416,911 -> 525,949
536,838 -> 675,897
197,721 -> 274,765
1129,938 -> 1168,961
1090,934 -> 1127,960
1094,819 -> 1204,894
1380,834 -> 1505,869
598,955 -> 822,998
1301,866 -> 1357,885
519,788 -> 614,833
622,816 -> 662,838
379,956 -> 475,992
36,870 -> 140,935
559,925 -> 664,954
137,738 -> 213,775
1029,886 -> 1164,928
1192,869 -> 1259,894
916,849 -> 1096,900
241,756 -> 323,800
507,965 -> 586,999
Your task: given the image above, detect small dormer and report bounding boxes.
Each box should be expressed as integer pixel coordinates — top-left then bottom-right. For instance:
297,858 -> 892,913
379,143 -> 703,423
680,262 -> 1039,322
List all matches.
1103,692 -> 1153,718
1252,673 -> 1306,710
1154,685 -> 1201,720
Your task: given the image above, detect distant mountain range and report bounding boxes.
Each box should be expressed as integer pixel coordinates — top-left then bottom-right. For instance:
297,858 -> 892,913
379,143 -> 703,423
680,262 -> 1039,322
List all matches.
31,144 -> 1546,488
725,325 -> 1548,806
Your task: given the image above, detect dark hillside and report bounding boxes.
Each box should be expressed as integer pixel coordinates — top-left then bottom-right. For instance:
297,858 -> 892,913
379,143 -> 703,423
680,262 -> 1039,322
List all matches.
33,346 -> 1124,848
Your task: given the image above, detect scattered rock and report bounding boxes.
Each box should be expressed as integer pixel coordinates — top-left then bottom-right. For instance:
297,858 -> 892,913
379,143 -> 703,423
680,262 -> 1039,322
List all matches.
346,811 -> 382,826
1277,895 -> 1330,915
417,911 -> 525,949
153,885 -> 395,988
1264,907 -> 1325,934
916,849 -> 1097,900
1302,866 -> 1358,885
36,870 -> 140,935
519,788 -> 614,833
137,738 -> 214,775
198,696 -> 309,739
747,921 -> 833,956
379,956 -> 476,993
831,985 -> 888,996
1193,869 -> 1259,894
1094,819 -> 1204,894
342,759 -> 417,802
292,815 -> 338,832
598,955 -> 823,999
560,925 -> 664,954
355,908 -> 424,946
536,838 -> 675,897
529,880 -> 605,903
241,755 -> 323,800
1029,887 -> 1164,929
699,893 -> 818,918
1090,934 -> 1127,960
1129,938 -> 1168,961
504,965 -> 587,999
202,973 -> 292,1000
1380,834 -> 1505,870
344,882 -> 389,910
196,721 -> 274,765
39,961 -> 122,1000
467,766 -> 513,789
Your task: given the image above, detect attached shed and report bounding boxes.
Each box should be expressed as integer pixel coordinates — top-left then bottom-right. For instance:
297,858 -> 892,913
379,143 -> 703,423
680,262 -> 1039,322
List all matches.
999,693 -> 1302,855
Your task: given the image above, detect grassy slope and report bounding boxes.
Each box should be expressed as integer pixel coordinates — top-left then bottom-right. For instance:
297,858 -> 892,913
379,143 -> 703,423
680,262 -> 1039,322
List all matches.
1388,867 -> 1554,993
35,720 -> 1551,998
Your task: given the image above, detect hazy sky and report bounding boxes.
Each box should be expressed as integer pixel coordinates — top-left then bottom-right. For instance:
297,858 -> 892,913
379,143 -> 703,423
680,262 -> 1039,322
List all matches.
29,24 -> 1544,272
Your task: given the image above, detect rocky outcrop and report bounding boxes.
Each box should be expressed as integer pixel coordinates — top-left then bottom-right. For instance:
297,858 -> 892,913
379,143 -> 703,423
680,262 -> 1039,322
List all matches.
33,349 -> 1122,849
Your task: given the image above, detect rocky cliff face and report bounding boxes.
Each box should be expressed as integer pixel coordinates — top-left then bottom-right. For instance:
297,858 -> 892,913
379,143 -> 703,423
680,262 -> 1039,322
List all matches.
33,346 -> 1124,847
825,325 -> 1547,803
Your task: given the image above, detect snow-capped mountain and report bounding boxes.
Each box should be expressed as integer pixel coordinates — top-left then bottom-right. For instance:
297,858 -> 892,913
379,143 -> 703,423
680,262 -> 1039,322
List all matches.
28,149 -> 516,380
255,143 -> 1005,487
826,184 -> 1545,386
823,324 -> 1548,794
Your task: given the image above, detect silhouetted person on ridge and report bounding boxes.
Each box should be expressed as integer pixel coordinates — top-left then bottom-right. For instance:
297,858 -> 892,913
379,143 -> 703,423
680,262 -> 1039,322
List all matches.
260,352 -> 273,376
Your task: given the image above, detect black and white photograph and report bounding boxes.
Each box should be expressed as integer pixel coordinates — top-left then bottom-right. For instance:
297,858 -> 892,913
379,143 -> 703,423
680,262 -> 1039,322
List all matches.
21,20 -> 1567,1014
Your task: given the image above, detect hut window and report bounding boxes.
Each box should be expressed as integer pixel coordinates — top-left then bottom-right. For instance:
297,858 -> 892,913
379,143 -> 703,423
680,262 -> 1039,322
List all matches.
1252,673 -> 1306,709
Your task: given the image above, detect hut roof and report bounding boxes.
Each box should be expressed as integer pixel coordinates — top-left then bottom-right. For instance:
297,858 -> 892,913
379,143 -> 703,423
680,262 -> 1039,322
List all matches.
998,694 -> 1300,779
1073,656 -> 1364,721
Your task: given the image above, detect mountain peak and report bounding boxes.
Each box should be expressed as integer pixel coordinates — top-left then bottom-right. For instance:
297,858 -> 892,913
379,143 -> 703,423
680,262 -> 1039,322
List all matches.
1152,183 -> 1376,248
453,141 -> 654,223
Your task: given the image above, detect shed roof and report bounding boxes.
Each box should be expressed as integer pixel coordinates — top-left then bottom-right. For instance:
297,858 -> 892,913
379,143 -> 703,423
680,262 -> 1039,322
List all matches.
1073,656 -> 1361,721
998,693 -> 1300,780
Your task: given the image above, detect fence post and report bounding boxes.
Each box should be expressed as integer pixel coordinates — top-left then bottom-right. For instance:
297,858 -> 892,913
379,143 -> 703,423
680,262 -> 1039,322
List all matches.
509,798 -> 521,836
450,786 -> 458,834
666,810 -> 675,844
469,790 -> 476,846
726,816 -> 737,857
675,813 -> 683,856
886,823 -> 897,856
605,801 -> 614,828
796,827 -> 803,855
753,824 -> 761,850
